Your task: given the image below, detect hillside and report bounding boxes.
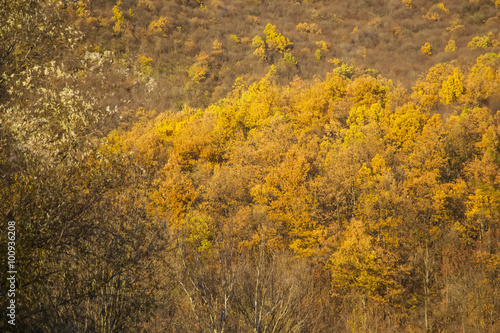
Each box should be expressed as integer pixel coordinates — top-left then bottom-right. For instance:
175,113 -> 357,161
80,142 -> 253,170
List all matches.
1,0 -> 500,332
15,0 -> 500,111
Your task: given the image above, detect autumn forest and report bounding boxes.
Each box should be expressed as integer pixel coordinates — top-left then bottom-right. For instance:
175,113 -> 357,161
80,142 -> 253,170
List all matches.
1,0 -> 500,332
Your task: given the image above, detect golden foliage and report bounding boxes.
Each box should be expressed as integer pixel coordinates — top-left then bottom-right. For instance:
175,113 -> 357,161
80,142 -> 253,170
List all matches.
264,23 -> 293,53
413,63 -> 454,107
212,39 -> 223,54
421,42 -> 432,55
439,67 -> 464,104
112,0 -> 124,33
188,52 -> 211,82
295,22 -> 322,35
148,17 -> 171,36
467,33 -> 495,49
445,39 -> 457,52
327,220 -> 400,300
138,55 -> 153,75
7,1 -> 500,331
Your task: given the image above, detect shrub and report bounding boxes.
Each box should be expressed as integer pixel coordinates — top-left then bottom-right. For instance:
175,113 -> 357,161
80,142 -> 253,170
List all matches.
230,34 -> 240,44
212,40 -> 223,55
188,52 -> 210,82
402,0 -> 413,8
138,0 -> 155,11
315,49 -> 321,62
315,40 -> 329,51
282,52 -> 297,64
148,17 -> 172,36
241,37 -> 252,44
467,35 -> 492,49
423,11 -> 440,21
295,22 -> 322,35
445,39 -> 456,52
246,15 -> 261,25
112,0 -> 124,33
421,42 -> 432,55
334,63 -> 355,79
280,52 -> 298,71
138,55 -> 153,75
328,58 -> 340,65
446,18 -> 465,33
437,3 -> 449,14
365,68 -> 379,77
76,0 -> 88,17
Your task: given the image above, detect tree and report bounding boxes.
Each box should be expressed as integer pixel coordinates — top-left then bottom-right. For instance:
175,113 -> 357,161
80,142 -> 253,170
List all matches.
0,0 -> 70,93
403,114 -> 448,332
421,42 -> 432,55
264,23 -> 293,53
439,67 -> 463,104
412,63 -> 454,108
0,3 -> 171,331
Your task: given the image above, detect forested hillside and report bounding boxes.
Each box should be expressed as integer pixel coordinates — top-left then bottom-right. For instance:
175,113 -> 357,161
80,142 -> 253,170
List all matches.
1,0 -> 500,332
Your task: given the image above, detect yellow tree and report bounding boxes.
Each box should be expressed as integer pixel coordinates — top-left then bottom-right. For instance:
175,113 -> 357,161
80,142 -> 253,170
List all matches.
264,23 -> 293,53
251,145 -> 325,257
439,67 -> 464,104
403,114 -> 449,332
327,219 -> 401,331
354,154 -> 404,248
463,111 -> 500,245
412,63 -> 455,108
385,103 -> 428,149
464,53 -> 500,107
252,24 -> 293,63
